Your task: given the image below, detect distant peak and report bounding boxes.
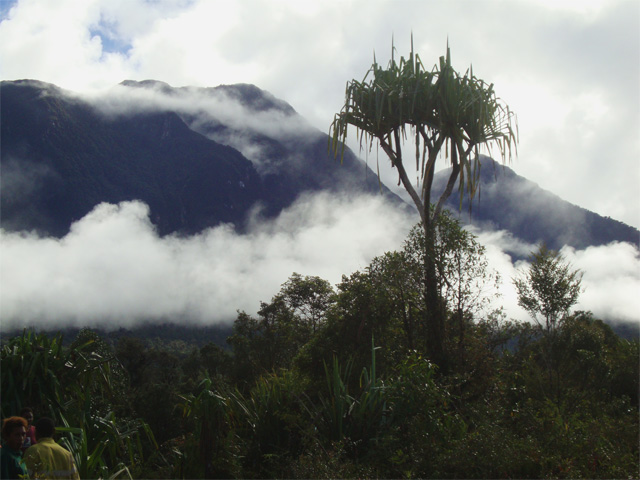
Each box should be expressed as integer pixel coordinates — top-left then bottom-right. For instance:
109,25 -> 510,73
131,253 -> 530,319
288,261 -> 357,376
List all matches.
436,155 -> 518,185
1,79 -> 63,93
117,80 -> 296,115
213,83 -> 296,114
119,79 -> 174,93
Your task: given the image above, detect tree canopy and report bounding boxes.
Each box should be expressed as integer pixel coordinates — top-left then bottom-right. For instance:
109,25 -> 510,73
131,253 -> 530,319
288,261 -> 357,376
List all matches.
329,39 -> 518,367
329,39 -> 518,227
514,243 -> 583,333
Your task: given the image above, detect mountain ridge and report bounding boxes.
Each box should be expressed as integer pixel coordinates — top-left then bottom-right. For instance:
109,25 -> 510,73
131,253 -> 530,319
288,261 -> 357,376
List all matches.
1,79 -> 637,254
1,79 -> 402,237
434,157 -> 639,252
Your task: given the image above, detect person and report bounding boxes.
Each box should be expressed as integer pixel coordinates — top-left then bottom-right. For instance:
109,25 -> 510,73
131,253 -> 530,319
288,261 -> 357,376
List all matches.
1,416 -> 28,479
23,417 -> 80,480
19,407 -> 37,453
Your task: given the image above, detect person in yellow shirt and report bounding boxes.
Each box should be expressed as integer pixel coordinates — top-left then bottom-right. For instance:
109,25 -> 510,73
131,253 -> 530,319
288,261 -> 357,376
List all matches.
23,418 -> 80,480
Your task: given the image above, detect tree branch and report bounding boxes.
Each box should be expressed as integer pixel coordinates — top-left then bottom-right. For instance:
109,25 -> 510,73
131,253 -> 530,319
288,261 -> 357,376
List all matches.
379,137 -> 427,225
434,138 -> 461,220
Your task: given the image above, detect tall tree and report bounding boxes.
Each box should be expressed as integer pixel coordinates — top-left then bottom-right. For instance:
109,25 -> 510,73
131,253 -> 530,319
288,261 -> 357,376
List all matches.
514,243 -> 583,335
513,243 -> 583,400
368,213 -> 500,355
278,272 -> 335,333
227,272 -> 336,382
329,40 -> 517,365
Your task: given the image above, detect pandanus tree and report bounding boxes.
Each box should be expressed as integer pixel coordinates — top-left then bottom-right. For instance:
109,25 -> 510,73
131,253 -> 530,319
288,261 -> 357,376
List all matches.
329,40 -> 517,366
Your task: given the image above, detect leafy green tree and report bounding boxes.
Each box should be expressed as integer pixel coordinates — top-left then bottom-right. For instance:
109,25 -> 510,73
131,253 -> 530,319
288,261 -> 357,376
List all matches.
368,250 -> 423,352
404,214 -> 501,361
366,213 -> 500,367
1,330 -> 155,479
513,245 -> 583,401
514,243 -> 583,335
277,272 -> 335,333
294,269 -> 401,388
297,214 -> 500,387
228,273 -> 336,386
329,40 -> 517,366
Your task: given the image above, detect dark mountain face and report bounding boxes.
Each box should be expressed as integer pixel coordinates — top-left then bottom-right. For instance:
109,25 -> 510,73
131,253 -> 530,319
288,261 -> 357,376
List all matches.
1,80 -> 399,237
434,157 -> 639,252
2,80 -> 637,252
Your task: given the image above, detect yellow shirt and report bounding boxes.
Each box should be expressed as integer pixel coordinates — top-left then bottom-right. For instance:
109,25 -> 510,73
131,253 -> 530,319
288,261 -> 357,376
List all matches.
23,438 -> 80,480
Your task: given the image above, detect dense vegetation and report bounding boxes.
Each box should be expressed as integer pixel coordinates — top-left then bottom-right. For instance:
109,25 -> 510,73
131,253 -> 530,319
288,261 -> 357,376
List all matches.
2,213 -> 638,479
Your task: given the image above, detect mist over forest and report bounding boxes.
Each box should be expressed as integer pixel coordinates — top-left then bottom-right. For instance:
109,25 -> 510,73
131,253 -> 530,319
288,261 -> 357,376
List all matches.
1,80 -> 639,332
1,67 -> 638,480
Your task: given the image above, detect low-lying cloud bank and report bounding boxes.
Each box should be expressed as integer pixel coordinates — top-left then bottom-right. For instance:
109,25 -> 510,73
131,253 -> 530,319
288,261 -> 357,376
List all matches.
0,194 -> 413,330
473,228 -> 640,325
1,194 -> 638,331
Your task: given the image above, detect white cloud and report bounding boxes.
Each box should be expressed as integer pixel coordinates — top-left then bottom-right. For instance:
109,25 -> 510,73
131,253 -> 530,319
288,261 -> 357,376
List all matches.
2,199 -> 636,332
480,229 -> 640,324
77,81 -> 320,173
1,0 -> 638,330
82,82 -> 316,140
0,195 -> 414,330
561,242 -> 640,322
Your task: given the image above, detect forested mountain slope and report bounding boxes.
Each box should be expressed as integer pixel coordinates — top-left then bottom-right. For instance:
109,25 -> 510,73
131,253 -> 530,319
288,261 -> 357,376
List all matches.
2,79 -> 637,252
435,157 -> 639,251
1,79 -> 401,237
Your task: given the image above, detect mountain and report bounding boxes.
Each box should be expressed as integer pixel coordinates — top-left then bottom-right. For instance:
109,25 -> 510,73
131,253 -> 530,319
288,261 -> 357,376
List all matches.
1,79 -> 637,253
1,79 -> 401,237
434,157 -> 639,253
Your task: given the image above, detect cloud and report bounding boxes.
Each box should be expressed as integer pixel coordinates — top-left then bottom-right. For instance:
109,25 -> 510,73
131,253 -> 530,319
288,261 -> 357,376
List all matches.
561,242 -> 640,323
82,83 -> 315,138
477,228 -> 640,324
472,229 -> 535,323
0,156 -> 59,232
1,0 -> 638,330
0,194 -> 414,330
2,195 -> 636,333
0,156 -> 55,206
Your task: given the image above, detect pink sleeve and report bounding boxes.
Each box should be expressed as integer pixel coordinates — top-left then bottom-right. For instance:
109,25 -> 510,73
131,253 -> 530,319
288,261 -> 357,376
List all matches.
28,425 -> 37,444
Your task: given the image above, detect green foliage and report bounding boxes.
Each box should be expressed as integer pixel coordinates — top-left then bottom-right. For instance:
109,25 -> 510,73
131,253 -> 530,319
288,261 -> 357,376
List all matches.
1,329 -> 157,479
514,243 -> 583,333
227,273 -> 336,385
1,329 -> 122,419
278,273 -> 335,333
3,227 -> 637,479
313,343 -> 389,449
329,38 -> 517,224
238,370 -> 307,476
402,213 -> 502,356
1,330 -> 67,418
4,312 -> 637,479
178,376 -> 239,479
57,412 -> 155,480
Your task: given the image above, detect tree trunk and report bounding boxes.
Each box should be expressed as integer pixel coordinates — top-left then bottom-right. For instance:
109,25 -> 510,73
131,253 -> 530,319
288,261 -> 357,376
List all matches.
423,219 -> 446,371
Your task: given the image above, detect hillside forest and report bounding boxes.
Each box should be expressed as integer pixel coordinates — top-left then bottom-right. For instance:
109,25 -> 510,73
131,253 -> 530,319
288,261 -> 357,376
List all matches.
2,212 -> 638,479
2,42 -> 639,480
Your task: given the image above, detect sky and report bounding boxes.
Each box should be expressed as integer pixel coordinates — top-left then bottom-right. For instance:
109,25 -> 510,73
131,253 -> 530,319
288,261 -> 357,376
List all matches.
1,0 -> 639,329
